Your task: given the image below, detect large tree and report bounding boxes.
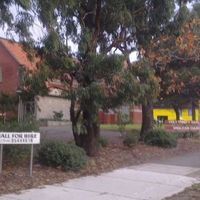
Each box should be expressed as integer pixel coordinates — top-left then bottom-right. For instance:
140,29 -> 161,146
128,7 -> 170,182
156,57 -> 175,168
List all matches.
34,0 -> 188,149
30,0 -> 148,156
148,17 -> 200,121
132,0 -> 176,138
135,0 -> 199,138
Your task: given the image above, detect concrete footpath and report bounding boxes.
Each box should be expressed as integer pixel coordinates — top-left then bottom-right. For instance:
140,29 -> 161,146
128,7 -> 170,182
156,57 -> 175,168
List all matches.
0,166 -> 199,200
1,152 -> 200,200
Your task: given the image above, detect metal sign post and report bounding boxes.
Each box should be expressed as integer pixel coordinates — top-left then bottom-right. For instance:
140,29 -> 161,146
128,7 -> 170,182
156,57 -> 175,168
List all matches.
0,132 -> 40,176
0,144 -> 3,174
30,144 -> 34,177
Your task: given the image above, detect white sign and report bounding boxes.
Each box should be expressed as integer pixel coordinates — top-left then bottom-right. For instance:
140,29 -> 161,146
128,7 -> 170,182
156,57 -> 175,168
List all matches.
0,132 -> 40,144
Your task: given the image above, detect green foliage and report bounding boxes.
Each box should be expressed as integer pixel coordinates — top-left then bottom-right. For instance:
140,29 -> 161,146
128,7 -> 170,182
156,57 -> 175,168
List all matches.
0,118 -> 39,132
174,131 -> 200,139
123,132 -> 139,147
144,129 -> 177,148
53,111 -> 63,121
3,145 -> 30,165
192,3 -> 200,18
22,64 -> 50,99
0,93 -> 17,112
98,137 -> 108,148
118,112 -> 130,136
37,141 -> 87,171
100,124 -> 141,132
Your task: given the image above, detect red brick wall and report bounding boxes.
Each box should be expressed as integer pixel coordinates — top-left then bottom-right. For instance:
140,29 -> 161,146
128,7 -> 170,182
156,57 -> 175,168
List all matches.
0,43 -> 19,94
99,111 -> 118,124
99,105 -> 143,124
130,106 -> 142,124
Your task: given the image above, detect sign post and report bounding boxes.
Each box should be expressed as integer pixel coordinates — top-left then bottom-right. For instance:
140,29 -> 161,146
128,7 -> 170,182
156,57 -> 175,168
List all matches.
0,144 -> 3,174
30,144 -> 34,177
0,132 -> 40,176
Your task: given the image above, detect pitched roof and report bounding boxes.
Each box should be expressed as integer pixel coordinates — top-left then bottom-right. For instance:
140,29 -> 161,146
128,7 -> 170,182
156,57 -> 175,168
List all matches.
0,38 -> 38,71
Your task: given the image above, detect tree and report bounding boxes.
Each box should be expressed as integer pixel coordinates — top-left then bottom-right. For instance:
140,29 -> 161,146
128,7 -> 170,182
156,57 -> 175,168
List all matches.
29,0 -> 149,156
132,0 -> 177,138
0,0 -> 33,41
135,0 -> 199,137
0,93 -> 17,123
23,0 -> 193,147
148,18 -> 200,121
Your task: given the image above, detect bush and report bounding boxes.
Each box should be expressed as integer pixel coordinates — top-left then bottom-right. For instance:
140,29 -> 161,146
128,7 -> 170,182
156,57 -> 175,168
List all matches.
174,131 -> 200,139
144,128 -> 177,148
53,111 -> 63,121
118,112 -> 130,136
123,132 -> 139,147
0,119 -> 39,132
37,142 -> 87,171
3,145 -> 30,165
98,137 -> 108,147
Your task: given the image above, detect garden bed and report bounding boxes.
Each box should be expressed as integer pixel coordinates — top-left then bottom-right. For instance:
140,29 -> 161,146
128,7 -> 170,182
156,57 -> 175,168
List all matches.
0,138 -> 200,196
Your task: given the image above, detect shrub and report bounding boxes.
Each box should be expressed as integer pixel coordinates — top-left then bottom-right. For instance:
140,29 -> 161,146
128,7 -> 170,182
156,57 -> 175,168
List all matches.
174,131 -> 200,139
118,112 -> 130,136
0,119 -> 39,132
144,128 -> 177,148
53,111 -> 63,121
3,145 -> 30,165
98,137 -> 108,147
123,132 -> 139,147
37,141 -> 87,171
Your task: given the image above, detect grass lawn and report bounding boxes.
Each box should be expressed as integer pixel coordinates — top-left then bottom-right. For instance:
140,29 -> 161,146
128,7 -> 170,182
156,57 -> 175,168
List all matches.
100,124 -> 141,132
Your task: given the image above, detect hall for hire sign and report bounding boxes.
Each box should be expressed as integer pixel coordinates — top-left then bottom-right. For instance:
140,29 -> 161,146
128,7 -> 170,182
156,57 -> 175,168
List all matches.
0,132 -> 40,144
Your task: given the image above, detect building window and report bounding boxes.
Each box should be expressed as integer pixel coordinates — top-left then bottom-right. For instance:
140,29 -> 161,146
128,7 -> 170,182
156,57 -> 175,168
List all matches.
0,67 -> 2,82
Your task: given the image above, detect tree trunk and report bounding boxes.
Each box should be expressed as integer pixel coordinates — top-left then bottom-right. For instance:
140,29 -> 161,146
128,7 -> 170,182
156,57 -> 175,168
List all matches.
140,99 -> 153,141
70,100 -> 100,156
192,101 -> 196,121
173,106 -> 180,121
78,122 -> 100,156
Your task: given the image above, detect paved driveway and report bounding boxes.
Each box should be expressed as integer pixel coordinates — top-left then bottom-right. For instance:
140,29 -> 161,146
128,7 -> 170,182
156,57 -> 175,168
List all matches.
40,125 -> 123,144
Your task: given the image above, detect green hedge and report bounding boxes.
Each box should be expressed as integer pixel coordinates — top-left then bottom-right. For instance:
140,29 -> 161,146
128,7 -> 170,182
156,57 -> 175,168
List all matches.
144,128 -> 177,148
3,145 -> 30,165
0,120 -> 39,132
37,141 -> 87,171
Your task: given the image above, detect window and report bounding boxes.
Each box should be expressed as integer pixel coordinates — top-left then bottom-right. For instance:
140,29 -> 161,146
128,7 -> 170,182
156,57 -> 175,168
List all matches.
0,67 -> 2,82
157,116 -> 168,122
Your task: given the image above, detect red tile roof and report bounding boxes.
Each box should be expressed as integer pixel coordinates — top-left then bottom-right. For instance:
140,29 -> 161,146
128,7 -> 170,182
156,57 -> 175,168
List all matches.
0,38 -> 38,71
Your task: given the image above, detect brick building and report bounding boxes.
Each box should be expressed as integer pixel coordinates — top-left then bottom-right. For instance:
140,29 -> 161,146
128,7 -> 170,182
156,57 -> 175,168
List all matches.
0,37 -> 37,94
0,38 -> 70,121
